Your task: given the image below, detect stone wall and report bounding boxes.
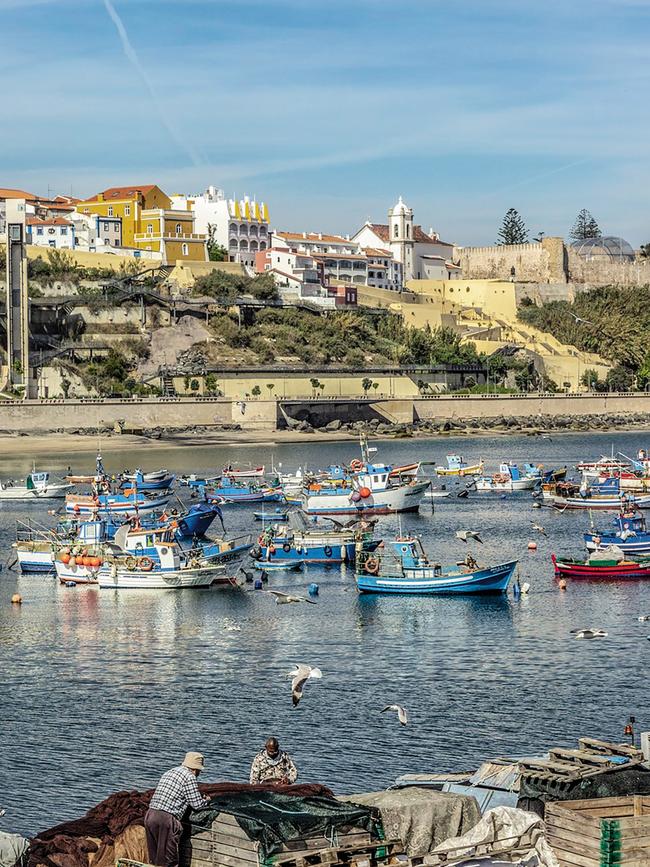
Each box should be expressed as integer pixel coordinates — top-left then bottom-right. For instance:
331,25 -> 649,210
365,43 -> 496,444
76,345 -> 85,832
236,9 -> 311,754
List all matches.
566,250 -> 650,286
456,238 -> 567,283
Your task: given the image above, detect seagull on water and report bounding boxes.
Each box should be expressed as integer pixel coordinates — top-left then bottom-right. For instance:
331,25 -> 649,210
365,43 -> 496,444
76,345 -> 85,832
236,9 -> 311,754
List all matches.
381,704 -> 408,726
571,629 -> 608,639
530,522 -> 547,536
287,664 -> 322,706
265,589 -> 317,605
638,615 -> 650,622
456,530 -> 483,543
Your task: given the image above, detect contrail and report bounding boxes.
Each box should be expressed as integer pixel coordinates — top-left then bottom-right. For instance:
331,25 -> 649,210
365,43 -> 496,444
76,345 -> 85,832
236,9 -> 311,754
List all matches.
102,0 -> 204,168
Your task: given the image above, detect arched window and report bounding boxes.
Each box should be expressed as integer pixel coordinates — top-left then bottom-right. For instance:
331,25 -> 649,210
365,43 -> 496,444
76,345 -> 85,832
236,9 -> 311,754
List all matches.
229,223 -> 238,234
249,225 -> 258,237
239,224 -> 248,236
259,240 -> 267,250
182,243 -> 189,256
406,224 -> 410,238
175,223 -> 182,236
393,224 -> 398,238
250,240 -> 258,251
229,238 -> 238,248
239,239 -> 249,250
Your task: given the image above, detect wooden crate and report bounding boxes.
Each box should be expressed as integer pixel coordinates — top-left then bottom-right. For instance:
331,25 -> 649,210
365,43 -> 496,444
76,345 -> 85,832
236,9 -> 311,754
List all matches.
179,812 -> 384,867
545,796 -> 650,867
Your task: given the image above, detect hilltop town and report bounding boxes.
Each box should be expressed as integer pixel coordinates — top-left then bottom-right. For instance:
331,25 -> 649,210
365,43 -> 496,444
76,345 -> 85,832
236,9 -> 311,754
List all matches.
1,184 -> 649,416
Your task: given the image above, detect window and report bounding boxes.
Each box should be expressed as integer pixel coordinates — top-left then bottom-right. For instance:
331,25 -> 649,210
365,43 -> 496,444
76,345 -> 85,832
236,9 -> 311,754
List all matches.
103,222 -> 110,231
60,227 -> 67,236
49,240 -> 56,247
175,223 -> 182,235
182,243 -> 189,256
406,224 -> 410,238
147,224 -> 153,234
104,238 -> 110,245
108,206 -> 114,216
394,224 -> 398,238
124,205 -> 131,216
37,227 -> 44,236
114,222 -> 120,231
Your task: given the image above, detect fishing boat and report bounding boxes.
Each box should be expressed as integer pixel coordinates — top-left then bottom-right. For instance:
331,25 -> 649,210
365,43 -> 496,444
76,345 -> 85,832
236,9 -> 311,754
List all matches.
253,512 -> 378,564
187,477 -> 273,503
424,488 -> 452,499
584,510 -> 650,554
577,455 -> 630,478
254,508 -> 289,522
551,550 -> 650,580
119,469 -> 175,491
0,471 -> 72,501
302,469 -> 429,516
436,455 -> 484,477
356,538 -> 517,594
65,489 -> 170,516
540,477 -> 650,511
474,463 -> 541,493
222,464 -> 265,478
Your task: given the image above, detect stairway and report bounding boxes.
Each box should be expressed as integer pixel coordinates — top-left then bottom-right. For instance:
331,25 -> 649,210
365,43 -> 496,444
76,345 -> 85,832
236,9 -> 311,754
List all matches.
162,372 -> 175,396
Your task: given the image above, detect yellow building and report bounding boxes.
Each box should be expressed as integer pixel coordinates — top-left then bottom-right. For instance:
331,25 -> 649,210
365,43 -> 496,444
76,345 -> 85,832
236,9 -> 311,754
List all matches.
77,184 -> 207,262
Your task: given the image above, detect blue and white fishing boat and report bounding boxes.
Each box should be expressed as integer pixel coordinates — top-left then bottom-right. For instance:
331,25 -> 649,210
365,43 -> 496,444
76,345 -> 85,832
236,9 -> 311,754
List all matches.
119,469 -> 175,491
187,477 -> 278,504
253,512 -> 379,564
541,477 -> 650,511
356,537 -> 517,595
65,489 -> 170,516
474,463 -> 541,492
584,510 -> 650,554
254,508 -> 289,522
253,559 -> 305,572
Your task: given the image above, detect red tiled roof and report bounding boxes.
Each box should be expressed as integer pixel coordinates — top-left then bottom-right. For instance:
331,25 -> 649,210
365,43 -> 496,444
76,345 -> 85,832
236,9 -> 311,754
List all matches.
27,216 -> 72,226
276,231 -> 352,245
81,184 -> 158,203
363,247 -> 393,257
369,224 -> 390,242
0,187 -> 39,200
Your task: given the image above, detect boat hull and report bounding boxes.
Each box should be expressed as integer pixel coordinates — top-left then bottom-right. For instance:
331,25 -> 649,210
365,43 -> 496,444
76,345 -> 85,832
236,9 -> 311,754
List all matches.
436,464 -> 482,477
303,481 -> 429,515
17,548 -> 55,573
475,477 -> 536,492
552,554 -> 650,580
65,494 -> 170,515
543,493 -> 650,511
584,533 -> 650,554
0,484 -> 72,500
97,565 -> 229,589
357,561 -> 517,594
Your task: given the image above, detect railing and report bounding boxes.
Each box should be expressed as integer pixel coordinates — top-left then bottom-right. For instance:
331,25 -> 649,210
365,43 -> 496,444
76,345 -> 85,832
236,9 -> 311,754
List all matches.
133,232 -> 205,241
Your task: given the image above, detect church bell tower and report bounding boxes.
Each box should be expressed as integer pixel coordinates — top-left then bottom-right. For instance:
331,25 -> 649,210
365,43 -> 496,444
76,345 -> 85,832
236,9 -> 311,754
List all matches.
388,196 -> 415,282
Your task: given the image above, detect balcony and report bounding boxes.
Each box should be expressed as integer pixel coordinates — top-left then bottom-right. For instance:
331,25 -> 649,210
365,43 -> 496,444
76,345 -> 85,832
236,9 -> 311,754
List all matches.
134,232 -> 205,242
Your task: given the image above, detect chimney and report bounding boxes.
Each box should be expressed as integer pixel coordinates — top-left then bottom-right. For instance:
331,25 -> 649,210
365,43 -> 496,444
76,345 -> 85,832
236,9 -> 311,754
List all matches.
318,232 -> 323,240
303,231 -> 307,238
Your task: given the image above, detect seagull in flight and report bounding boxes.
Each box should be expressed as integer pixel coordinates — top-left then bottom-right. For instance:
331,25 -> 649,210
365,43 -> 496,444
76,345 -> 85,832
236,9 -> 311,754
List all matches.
530,522 -> 547,536
381,704 -> 408,726
265,589 -> 317,605
287,664 -> 322,706
456,530 -> 483,543
568,312 -> 592,325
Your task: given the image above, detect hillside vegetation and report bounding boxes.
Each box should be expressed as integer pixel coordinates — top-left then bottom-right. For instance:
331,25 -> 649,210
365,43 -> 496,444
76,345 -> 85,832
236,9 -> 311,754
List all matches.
518,285 -> 650,389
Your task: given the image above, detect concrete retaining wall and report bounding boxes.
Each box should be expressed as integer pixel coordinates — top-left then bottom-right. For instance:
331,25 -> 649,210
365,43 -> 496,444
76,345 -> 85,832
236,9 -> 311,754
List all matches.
2,393 -> 650,434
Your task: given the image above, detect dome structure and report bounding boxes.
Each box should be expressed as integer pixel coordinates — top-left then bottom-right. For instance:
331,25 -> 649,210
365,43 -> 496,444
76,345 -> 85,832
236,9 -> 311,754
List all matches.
571,235 -> 635,262
390,196 -> 411,217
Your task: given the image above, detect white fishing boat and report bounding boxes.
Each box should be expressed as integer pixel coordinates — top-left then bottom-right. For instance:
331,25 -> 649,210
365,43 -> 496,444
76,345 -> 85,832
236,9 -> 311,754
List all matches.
436,455 -> 484,477
0,471 -> 72,501
222,464 -> 265,478
474,463 -> 540,493
302,468 -> 429,515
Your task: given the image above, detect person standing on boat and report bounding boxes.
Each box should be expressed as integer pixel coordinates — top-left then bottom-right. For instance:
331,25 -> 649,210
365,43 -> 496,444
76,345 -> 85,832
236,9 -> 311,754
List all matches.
145,751 -> 210,867
250,737 -> 298,785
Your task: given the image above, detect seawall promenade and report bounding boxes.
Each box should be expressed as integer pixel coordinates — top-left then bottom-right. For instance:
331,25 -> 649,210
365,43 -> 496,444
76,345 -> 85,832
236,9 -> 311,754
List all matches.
0,392 -> 649,433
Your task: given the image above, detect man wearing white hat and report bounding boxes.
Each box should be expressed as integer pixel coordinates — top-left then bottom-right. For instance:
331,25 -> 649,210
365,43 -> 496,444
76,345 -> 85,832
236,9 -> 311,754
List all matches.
145,752 -> 210,867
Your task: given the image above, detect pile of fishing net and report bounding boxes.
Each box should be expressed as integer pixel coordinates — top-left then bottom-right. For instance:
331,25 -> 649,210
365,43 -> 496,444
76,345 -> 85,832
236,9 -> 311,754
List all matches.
28,783 -> 334,867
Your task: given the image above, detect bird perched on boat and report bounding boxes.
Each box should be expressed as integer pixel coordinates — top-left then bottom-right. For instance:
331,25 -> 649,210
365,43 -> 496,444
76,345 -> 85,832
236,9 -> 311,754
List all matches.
381,704 -> 408,726
568,311 -> 593,326
456,530 -> 483,543
287,664 -> 322,706
571,629 -> 608,639
265,589 -> 316,605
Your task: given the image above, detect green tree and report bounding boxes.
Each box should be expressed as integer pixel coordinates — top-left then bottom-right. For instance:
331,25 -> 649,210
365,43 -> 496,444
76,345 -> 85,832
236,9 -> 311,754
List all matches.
496,208 -> 528,245
190,378 -> 200,392
206,224 -> 229,261
266,383 -> 275,397
309,378 -> 321,397
640,243 -> 650,259
205,373 -> 219,395
361,377 -> 373,395
570,209 -> 601,241
251,385 -> 261,397
372,381 -> 379,394
606,365 -> 634,392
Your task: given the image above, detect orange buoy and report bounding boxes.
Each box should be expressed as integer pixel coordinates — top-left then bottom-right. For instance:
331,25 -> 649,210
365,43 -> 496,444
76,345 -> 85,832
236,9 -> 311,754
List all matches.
60,553 -> 71,565
527,541 -> 537,551
359,487 -> 372,498
558,578 -> 567,590
11,593 -> 22,604
91,557 -> 102,568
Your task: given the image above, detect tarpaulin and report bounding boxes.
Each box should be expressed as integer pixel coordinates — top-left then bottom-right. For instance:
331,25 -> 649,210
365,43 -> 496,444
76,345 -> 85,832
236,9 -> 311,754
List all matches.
0,831 -> 29,867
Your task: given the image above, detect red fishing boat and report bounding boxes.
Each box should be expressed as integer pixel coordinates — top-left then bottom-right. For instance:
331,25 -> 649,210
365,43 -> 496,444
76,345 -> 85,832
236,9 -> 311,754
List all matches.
551,552 -> 650,580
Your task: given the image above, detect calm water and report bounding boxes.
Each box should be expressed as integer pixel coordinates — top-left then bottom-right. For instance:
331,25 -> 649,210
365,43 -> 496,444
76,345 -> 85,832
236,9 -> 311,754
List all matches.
1,432 -> 649,836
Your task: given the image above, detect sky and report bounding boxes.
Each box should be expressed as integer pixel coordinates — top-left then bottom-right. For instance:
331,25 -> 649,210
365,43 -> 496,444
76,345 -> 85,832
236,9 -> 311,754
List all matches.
1,0 -> 649,245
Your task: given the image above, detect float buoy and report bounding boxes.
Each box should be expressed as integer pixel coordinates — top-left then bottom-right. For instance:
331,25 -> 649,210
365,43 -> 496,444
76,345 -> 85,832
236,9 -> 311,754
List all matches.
308,583 -> 319,596
11,593 -> 22,604
528,541 -> 537,550
60,553 -> 71,565
359,487 -> 371,499
558,578 -> 567,590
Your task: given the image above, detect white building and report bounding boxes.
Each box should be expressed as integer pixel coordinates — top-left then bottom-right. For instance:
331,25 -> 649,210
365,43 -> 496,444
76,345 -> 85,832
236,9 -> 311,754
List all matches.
26,216 -> 75,249
351,197 -> 457,284
70,212 -> 122,251
170,185 -> 269,268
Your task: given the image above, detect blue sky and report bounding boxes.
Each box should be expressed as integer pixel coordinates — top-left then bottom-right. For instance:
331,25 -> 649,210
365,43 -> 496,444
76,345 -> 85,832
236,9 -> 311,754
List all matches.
1,0 -> 649,245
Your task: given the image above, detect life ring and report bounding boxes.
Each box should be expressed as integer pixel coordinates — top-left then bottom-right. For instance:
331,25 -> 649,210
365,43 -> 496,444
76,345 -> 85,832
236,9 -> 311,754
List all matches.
365,556 -> 380,574
283,542 -> 291,553
324,545 -> 332,557
350,459 -> 363,472
139,556 -> 154,571
125,556 -> 138,571
401,545 -> 409,553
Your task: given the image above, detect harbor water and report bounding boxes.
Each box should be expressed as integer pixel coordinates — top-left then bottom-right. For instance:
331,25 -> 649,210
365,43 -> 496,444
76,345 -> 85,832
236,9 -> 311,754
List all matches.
1,432 -> 649,836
